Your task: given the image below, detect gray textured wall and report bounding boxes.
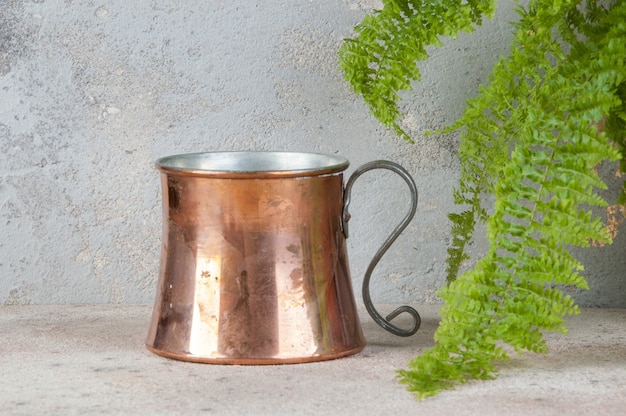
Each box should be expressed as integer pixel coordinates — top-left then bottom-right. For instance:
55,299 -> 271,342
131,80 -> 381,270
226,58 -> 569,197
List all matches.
1,0 -> 624,307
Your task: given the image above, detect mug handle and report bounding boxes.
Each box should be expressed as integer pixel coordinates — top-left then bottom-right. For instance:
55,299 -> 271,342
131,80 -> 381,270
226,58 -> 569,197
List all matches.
342,160 -> 421,337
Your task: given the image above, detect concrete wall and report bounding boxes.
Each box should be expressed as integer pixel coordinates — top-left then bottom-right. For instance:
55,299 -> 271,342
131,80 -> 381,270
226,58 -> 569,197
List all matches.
1,0 -> 624,307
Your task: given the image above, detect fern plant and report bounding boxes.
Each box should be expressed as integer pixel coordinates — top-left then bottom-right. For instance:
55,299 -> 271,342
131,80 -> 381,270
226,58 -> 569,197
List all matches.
340,0 -> 626,399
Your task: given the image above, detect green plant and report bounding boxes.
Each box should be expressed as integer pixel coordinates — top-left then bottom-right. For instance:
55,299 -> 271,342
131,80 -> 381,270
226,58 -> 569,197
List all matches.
339,0 -> 626,399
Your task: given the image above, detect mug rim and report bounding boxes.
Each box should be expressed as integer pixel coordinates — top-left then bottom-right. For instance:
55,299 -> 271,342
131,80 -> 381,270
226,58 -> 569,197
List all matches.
156,151 -> 350,178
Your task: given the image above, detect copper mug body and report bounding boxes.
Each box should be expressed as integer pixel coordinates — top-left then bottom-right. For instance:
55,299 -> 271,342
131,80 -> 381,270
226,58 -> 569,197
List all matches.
146,151 -> 419,364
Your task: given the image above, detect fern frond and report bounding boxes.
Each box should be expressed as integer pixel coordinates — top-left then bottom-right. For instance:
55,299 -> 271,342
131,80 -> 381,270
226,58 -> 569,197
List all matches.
398,0 -> 626,399
338,0 -> 497,141
339,0 -> 626,400
445,209 -> 475,283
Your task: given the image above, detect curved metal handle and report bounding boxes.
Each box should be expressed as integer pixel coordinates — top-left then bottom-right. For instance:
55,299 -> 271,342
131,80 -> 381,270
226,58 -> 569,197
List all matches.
342,160 -> 420,337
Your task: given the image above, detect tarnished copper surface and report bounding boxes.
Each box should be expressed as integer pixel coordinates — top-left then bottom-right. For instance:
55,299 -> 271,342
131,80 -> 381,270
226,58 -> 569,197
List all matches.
146,152 -> 365,364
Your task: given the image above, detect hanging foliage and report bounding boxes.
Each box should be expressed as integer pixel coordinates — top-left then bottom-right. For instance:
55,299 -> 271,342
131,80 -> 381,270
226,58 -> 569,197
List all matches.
340,0 -> 626,399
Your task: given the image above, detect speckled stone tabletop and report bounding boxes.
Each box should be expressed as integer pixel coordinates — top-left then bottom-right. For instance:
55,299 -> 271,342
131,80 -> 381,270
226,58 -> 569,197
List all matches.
1,304 -> 625,415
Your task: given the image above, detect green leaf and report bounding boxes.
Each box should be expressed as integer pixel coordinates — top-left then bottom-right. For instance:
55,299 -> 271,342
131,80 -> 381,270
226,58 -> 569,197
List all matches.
338,0 -> 497,140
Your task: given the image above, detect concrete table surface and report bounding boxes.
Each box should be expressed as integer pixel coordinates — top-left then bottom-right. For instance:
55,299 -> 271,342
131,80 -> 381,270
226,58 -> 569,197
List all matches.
1,304 -> 625,415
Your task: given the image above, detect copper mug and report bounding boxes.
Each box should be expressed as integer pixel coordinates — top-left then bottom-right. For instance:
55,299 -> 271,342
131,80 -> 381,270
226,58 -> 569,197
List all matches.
146,151 -> 420,364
